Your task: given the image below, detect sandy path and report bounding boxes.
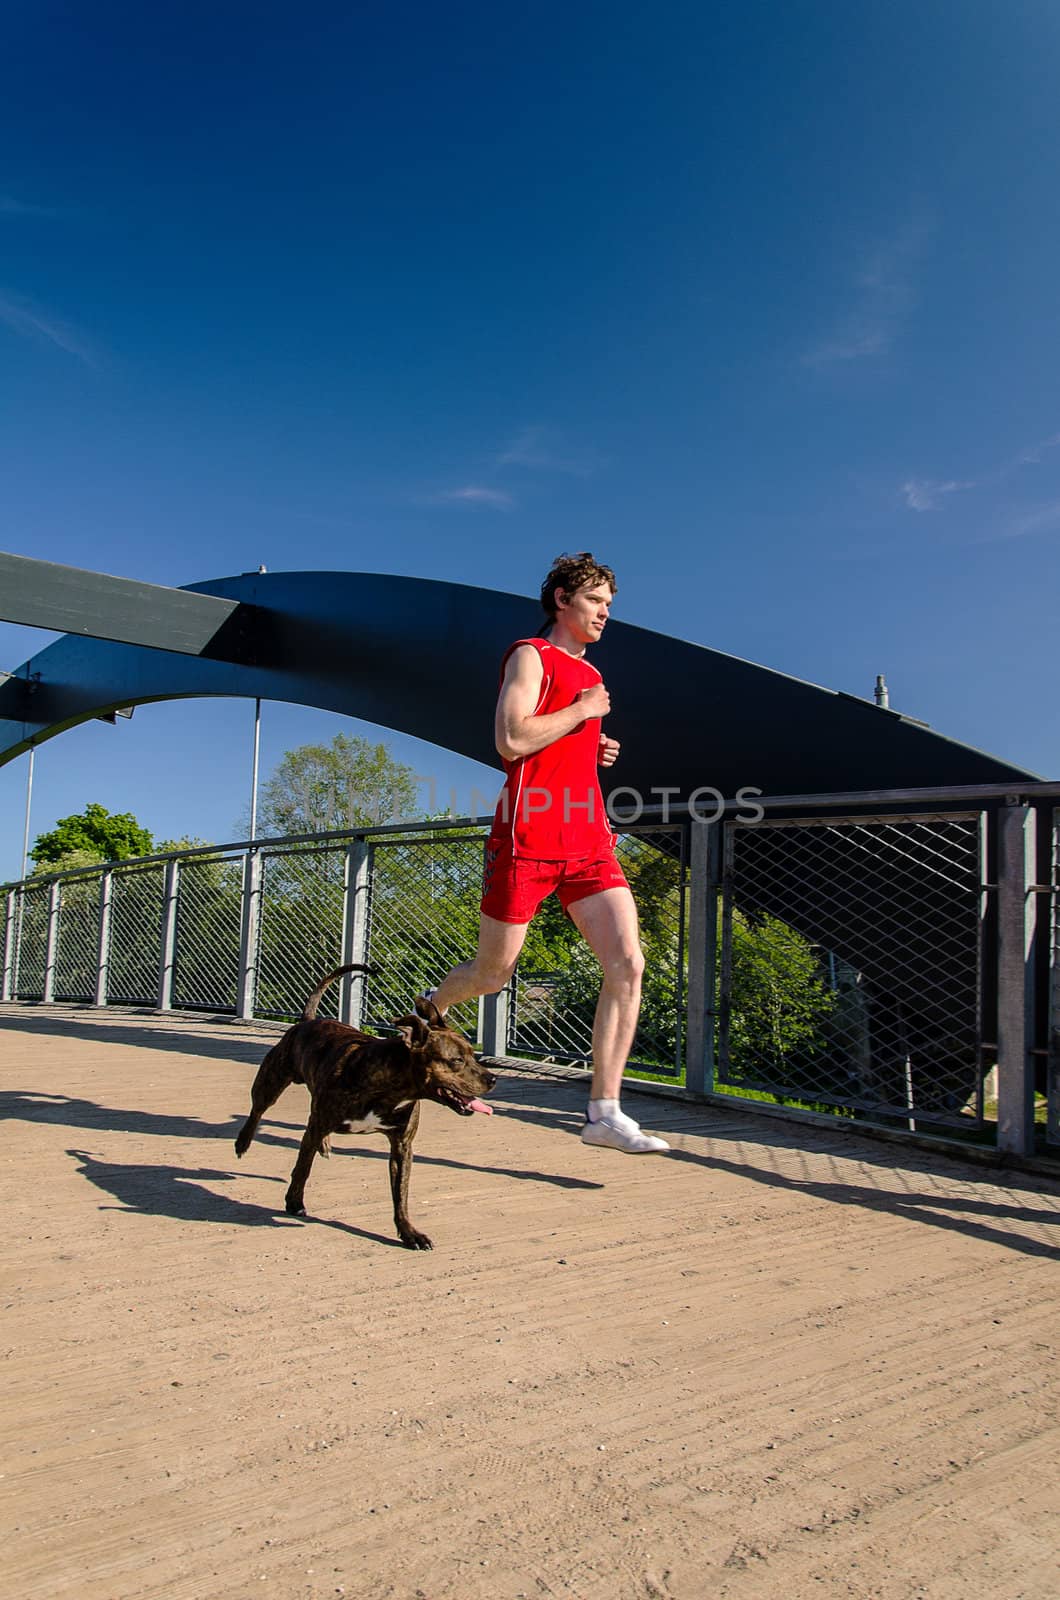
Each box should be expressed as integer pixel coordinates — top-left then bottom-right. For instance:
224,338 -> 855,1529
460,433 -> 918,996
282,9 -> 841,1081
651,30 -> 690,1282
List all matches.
1,1005 -> 1058,1600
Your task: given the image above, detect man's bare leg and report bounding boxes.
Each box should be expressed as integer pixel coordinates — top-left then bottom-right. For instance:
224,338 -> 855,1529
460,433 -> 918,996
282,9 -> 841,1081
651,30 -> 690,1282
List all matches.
567,887 -> 644,1097
568,887 -> 668,1152
429,913 -> 529,1013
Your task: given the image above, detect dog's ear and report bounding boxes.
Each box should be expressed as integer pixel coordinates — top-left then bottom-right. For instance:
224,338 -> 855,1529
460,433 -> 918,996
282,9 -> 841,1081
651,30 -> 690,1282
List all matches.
415,996 -> 446,1028
391,1013 -> 430,1048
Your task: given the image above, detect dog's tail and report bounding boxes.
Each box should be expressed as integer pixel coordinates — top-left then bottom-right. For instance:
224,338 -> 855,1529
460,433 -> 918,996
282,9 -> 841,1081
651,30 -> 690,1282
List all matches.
302,963 -> 374,1021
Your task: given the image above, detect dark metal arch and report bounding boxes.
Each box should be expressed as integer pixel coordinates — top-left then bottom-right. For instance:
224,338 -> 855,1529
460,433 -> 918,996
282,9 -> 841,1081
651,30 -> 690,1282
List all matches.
0,569 -> 1038,792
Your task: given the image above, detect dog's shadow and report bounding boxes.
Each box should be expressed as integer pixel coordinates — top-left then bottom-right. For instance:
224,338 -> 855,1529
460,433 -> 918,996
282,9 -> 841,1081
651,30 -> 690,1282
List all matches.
65,1148 -> 407,1248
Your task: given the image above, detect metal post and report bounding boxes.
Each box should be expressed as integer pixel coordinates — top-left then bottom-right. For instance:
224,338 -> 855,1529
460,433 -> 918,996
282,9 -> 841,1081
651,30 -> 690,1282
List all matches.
684,819 -> 720,1095
43,878 -> 60,1003
996,803 -> 1037,1156
249,698 -> 262,841
339,840 -> 370,1025
157,859 -> 180,1011
236,848 -> 263,1020
21,745 -> 35,879
481,987 -> 510,1057
716,825 -> 736,1085
95,869 -> 113,1007
1047,808 -> 1059,1148
2,888 -> 17,1002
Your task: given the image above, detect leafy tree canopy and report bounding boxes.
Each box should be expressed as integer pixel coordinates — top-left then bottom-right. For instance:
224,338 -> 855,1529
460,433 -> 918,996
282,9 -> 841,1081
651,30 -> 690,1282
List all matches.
256,734 -> 421,835
157,835 -> 213,854
30,846 -> 106,877
30,802 -> 155,871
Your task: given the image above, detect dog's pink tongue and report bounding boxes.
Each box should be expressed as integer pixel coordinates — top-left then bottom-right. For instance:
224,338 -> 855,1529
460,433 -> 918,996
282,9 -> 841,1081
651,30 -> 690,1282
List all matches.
468,1098 -> 493,1115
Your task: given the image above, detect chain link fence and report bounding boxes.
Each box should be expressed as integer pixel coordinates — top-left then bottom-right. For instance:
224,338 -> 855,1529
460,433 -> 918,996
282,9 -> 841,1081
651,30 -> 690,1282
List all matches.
172,853 -> 244,1012
54,875 -> 99,1002
256,844 -> 347,1019
4,794 -> 1056,1152
12,880 -> 49,1000
108,865 -> 165,1005
717,813 -> 985,1127
363,831 -> 484,1039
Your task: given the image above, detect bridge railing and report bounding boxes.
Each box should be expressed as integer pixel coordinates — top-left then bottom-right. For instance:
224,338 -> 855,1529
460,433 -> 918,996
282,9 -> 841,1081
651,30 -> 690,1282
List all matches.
4,785 -> 1058,1157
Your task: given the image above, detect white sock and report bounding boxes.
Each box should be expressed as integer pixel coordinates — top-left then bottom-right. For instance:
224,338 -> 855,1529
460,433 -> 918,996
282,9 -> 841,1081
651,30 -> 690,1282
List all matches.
588,1097 -> 623,1124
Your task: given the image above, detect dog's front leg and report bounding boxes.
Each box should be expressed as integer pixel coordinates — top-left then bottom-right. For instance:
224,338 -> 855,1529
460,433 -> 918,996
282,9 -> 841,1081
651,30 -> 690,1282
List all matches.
284,1117 -> 326,1216
388,1105 -> 431,1250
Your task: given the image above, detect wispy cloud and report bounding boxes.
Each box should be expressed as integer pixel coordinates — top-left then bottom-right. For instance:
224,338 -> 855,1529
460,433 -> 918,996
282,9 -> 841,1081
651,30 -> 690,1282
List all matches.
0,288 -> 95,364
902,428 -> 1060,512
495,426 -> 602,477
431,484 -> 515,510
418,426 -> 599,513
902,478 -> 975,512
804,217 -> 932,367
1014,430 -> 1060,466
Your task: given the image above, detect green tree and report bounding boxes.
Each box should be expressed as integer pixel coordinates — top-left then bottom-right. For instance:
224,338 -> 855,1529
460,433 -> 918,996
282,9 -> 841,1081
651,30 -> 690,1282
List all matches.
724,909 -> 836,1079
254,735 -> 420,836
30,802 -> 154,872
30,846 -> 105,877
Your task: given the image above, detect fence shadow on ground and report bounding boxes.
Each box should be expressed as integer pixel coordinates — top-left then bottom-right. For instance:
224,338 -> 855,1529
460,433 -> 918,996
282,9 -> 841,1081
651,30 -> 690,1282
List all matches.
1,1089 -> 235,1142
489,1089 -> 1060,1262
0,1007 -> 275,1063
666,1144 -> 1060,1264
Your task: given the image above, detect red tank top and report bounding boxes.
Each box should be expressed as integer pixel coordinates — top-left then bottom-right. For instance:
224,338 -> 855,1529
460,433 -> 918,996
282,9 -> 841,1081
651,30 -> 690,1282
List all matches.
489,637 -> 614,860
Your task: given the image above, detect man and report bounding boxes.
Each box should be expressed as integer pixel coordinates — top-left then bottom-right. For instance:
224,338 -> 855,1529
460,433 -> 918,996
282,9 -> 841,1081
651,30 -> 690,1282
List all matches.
428,552 -> 669,1154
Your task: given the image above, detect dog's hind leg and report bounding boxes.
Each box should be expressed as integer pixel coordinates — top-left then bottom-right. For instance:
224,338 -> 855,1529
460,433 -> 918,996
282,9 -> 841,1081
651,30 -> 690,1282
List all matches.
284,1116 -> 327,1216
388,1105 -> 432,1250
234,1045 -> 295,1157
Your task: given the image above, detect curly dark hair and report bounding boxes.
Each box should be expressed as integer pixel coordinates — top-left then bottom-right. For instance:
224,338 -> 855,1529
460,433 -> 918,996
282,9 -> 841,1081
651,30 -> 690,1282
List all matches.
539,552 -> 617,624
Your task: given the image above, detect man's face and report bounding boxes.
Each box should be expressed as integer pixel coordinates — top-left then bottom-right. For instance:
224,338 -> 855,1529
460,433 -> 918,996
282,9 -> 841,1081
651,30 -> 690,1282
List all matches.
556,580 -> 614,642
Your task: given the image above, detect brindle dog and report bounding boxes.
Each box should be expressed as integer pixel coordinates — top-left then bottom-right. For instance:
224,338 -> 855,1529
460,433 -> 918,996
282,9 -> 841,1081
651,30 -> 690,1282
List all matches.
234,964 -> 495,1249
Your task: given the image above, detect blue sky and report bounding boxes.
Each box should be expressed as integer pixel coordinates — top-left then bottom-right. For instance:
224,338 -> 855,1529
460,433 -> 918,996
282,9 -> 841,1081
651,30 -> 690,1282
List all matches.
2,2 -> 1059,879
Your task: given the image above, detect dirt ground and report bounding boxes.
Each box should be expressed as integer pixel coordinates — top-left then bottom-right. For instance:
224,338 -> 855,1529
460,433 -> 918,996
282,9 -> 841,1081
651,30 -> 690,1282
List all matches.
1,1004 -> 1058,1600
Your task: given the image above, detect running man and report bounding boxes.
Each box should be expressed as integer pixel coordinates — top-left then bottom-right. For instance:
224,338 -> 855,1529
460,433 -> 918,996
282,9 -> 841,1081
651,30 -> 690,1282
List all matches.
428,552 -> 669,1154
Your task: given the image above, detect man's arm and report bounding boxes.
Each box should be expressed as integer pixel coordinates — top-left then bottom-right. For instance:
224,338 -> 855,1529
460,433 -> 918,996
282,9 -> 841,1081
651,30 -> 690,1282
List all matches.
495,644 -> 611,761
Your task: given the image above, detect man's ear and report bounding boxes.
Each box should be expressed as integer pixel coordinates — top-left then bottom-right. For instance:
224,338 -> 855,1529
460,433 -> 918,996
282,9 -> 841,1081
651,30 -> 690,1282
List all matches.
415,996 -> 446,1028
391,1013 -> 430,1048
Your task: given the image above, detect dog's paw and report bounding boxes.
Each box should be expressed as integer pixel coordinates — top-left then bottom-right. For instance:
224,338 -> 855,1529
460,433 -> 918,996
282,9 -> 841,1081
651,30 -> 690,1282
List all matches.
400,1230 -> 434,1251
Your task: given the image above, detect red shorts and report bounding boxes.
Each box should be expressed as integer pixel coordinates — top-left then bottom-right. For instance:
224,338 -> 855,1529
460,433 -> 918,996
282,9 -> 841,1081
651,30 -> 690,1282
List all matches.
480,839 -> 630,924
